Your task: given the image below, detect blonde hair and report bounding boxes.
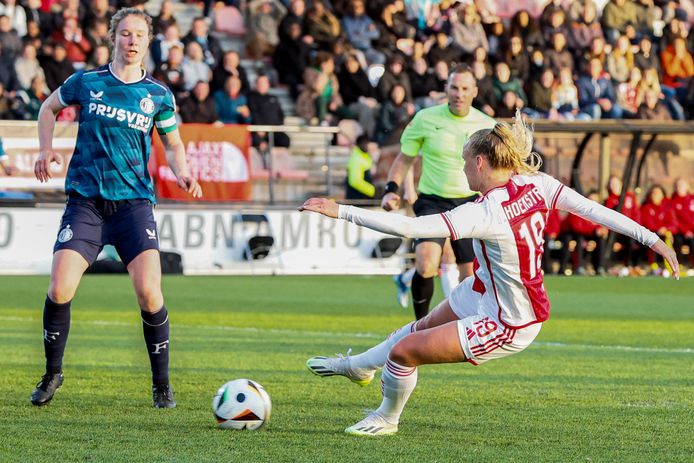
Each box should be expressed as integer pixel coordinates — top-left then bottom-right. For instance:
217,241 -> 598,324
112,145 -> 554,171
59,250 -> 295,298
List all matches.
465,111 -> 542,175
108,8 -> 154,45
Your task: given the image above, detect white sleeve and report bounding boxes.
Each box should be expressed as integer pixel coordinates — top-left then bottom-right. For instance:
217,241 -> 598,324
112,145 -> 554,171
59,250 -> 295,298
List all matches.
554,184 -> 659,247
338,205 -> 450,239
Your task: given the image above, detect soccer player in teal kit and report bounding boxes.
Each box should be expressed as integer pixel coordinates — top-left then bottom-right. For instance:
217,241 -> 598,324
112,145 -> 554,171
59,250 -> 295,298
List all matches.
31,8 -> 202,408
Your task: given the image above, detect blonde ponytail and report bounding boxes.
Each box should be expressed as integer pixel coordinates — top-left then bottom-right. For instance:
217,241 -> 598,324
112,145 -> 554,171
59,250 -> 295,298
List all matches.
466,110 -> 542,175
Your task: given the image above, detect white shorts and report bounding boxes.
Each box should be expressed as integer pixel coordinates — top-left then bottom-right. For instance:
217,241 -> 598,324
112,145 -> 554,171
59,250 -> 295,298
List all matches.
449,277 -> 542,366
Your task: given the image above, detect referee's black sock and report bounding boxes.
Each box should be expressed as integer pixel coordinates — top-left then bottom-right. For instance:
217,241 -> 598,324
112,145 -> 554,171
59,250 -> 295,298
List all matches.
43,296 -> 71,375
141,306 -> 170,385
411,272 -> 434,320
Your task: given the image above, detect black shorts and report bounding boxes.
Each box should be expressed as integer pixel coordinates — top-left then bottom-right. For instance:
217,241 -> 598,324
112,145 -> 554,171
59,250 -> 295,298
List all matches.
53,195 -> 159,266
412,193 -> 478,264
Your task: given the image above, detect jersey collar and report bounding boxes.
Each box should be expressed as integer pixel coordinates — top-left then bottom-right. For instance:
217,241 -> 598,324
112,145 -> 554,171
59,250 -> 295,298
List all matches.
108,62 -> 146,84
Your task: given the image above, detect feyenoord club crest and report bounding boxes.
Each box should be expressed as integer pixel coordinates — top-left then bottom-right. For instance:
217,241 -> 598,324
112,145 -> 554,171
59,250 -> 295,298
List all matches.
140,96 -> 155,114
58,224 -> 73,243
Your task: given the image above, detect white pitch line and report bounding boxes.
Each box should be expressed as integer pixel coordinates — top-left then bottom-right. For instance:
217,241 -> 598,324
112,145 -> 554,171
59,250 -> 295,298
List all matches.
1,315 -> 692,354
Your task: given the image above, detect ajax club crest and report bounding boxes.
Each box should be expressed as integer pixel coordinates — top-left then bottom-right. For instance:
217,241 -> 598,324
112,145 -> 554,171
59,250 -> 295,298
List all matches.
140,96 -> 155,114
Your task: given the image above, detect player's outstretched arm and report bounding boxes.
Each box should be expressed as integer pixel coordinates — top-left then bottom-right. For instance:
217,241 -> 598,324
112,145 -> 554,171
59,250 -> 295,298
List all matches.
35,90 -> 66,182
300,197 -> 451,239
554,183 -> 680,279
161,128 -> 202,198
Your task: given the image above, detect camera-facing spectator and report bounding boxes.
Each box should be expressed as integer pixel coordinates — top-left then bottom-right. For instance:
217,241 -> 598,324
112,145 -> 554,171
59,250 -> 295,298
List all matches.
305,0 -> 341,51
451,4 -> 488,59
152,0 -> 177,36
182,41 -> 212,92
273,21 -> 310,100
211,50 -> 249,95
375,83 -> 414,145
509,9 -> 544,51
153,44 -> 186,100
14,43 -> 44,91
485,20 -> 507,58
182,17 -> 222,67
87,44 -> 109,69
50,16 -> 91,65
553,66 -> 590,120
85,17 -> 110,51
427,31 -> 462,68
607,35 -> 634,84
637,89 -> 672,120
214,76 -> 251,124
246,0 -> 286,59
40,42 -> 74,92
472,60 -> 496,117
568,2 -> 603,57
617,67 -> 642,117
601,0 -> 639,44
661,37 -> 693,102
15,74 -> 48,120
0,14 -> 22,59
248,74 -> 290,150
377,54 -> 411,104
0,0 -> 27,37
180,81 -> 218,124
577,57 -> 623,119
544,31 -> 574,77
337,52 -> 379,138
492,61 -> 527,107
542,9 -> 569,47
342,0 -> 384,65
408,57 -> 439,109
151,23 -> 184,67
526,68 -> 556,119
634,36 -> 659,73
504,35 -> 530,82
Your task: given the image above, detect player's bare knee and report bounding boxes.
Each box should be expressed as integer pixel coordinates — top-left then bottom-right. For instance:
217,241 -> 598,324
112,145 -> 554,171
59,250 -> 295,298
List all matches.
47,283 -> 76,304
389,338 -> 418,367
416,262 -> 439,279
136,287 -> 163,312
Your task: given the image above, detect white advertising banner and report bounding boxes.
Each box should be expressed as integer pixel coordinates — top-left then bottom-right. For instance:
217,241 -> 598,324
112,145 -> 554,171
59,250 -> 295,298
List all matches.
0,207 -> 405,275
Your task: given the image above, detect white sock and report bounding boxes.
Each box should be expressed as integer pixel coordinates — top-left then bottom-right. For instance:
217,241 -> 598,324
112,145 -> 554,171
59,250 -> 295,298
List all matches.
401,267 -> 416,286
376,357 -> 418,424
439,263 -> 460,298
350,322 -> 416,370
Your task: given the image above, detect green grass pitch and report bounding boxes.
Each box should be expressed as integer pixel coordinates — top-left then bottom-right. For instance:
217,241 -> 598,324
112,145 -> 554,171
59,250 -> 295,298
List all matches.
0,275 -> 692,462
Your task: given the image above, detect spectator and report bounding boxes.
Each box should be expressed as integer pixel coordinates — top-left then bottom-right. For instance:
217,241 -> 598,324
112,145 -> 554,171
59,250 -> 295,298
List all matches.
544,31 -> 574,77
152,0 -> 177,36
636,89 -> 672,120
182,17 -> 222,67
606,35 -> 634,84
577,57 -> 623,119
85,17 -> 110,51
504,35 -> 530,82
601,0 -> 639,44
297,51 -> 344,125
84,0 -> 113,31
337,51 -> 379,138
526,68 -> 556,119
39,43 -> 73,92
617,67 -> 642,117
427,31 -> 462,67
634,36 -> 659,73
305,0 -> 341,51
567,2 -> 603,58
345,134 -> 376,200
273,21 -> 309,100
0,0 -> 25,37
179,81 -> 218,124
14,43 -> 44,91
376,54 -> 412,103
408,57 -> 440,109
472,46 -> 493,77
495,90 -> 522,118
431,60 -> 449,96
640,184 -> 677,266
0,14 -> 22,59
636,66 -> 685,120
451,4 -> 488,59
247,74 -> 290,149
151,23 -> 184,67
22,20 -> 42,50
671,178 -> 694,268
181,41 -> 212,91
485,20 -> 507,58
50,16 -> 91,65
584,36 -> 608,67
542,10 -> 569,47
22,0 -> 48,38
375,83 -> 414,145
213,76 -> 251,124
341,0 -> 384,65
15,74 -> 48,120
528,48 -> 546,83
634,0 -> 658,38
373,0 -> 416,58
0,81 -> 19,118
246,0 -> 286,59
509,9 -> 544,51
471,60 -> 496,117
553,66 -> 590,120
86,44 -> 109,69
278,0 -> 308,44
153,44 -> 186,100
492,61 -> 527,107
211,50 -> 249,95
661,37 -> 693,103
540,0 -> 564,29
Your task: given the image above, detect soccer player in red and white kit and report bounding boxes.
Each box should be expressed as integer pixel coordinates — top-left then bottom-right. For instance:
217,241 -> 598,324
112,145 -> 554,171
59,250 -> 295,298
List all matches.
300,112 -> 678,436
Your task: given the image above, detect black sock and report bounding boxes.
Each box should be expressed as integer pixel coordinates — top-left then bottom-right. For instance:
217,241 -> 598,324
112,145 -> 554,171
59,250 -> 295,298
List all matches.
411,272 -> 434,320
141,306 -> 170,385
43,296 -> 71,375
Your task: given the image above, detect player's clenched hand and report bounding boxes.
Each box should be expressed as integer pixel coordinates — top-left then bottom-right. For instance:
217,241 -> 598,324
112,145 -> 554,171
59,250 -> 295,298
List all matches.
298,198 -> 339,218
381,192 -> 401,211
177,175 -> 203,198
651,239 -> 680,280
34,150 -> 62,183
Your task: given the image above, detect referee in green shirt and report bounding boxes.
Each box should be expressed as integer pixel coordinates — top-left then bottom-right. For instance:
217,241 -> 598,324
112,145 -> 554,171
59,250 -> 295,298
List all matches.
382,64 -> 495,320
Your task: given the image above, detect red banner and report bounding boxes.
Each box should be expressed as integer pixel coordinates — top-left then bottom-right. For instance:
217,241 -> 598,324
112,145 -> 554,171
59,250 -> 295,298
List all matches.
151,124 -> 252,202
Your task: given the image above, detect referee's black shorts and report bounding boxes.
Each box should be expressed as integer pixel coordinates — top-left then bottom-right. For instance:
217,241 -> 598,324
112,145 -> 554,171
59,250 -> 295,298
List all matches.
412,193 -> 478,264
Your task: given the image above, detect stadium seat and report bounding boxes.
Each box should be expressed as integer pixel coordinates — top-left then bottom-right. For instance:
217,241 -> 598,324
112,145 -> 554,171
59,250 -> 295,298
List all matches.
237,214 -> 275,261
371,237 -> 403,258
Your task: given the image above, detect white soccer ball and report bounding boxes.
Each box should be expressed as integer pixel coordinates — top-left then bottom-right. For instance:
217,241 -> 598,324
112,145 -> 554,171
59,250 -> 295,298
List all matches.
212,379 -> 272,430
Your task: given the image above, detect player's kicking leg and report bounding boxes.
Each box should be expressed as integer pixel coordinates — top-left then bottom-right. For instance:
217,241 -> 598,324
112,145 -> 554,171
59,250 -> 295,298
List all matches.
306,298 -> 460,387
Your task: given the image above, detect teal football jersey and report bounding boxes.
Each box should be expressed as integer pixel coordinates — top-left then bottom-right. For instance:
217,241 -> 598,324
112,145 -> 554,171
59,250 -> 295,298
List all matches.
59,64 -> 178,203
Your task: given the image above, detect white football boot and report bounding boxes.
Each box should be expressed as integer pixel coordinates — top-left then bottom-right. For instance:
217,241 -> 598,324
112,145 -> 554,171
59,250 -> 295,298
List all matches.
345,412 -> 398,436
306,350 -> 375,386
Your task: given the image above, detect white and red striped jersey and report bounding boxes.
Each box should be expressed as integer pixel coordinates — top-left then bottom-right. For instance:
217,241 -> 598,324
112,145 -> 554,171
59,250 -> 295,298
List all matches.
339,173 -> 659,328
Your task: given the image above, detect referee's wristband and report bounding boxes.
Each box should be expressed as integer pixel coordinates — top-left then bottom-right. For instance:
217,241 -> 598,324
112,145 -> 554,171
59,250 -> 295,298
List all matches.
384,181 -> 399,195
